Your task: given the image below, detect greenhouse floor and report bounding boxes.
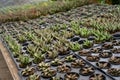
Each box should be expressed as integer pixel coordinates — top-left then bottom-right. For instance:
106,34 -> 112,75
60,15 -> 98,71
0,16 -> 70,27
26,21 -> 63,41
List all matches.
0,50 -> 13,80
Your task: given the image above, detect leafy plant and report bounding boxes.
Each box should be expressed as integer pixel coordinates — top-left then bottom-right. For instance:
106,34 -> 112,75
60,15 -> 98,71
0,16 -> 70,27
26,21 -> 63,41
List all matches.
27,45 -> 39,57
27,73 -> 40,80
18,35 -> 26,43
21,66 -> 35,76
33,52 -> 45,64
19,55 -> 31,68
65,55 -> 76,62
38,62 -> 50,71
83,40 -> 93,49
68,42 -> 82,51
46,50 -> 58,59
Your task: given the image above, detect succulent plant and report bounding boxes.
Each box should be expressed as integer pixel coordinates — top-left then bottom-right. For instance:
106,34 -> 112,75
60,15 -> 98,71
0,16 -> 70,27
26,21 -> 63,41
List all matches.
65,72 -> 79,80
57,65 -> 71,73
109,56 -> 120,65
65,55 -> 76,62
80,67 -> 95,76
26,74 -> 40,80
18,35 -> 26,43
99,52 -> 112,58
38,62 -> 50,71
79,50 -> 90,56
89,74 -> 106,80
33,52 -> 45,64
46,50 -> 58,59
41,68 -> 56,78
51,58 -> 63,66
27,45 -> 39,57
19,55 -> 31,68
68,42 -> 82,51
21,66 -> 35,76
57,46 -> 69,55
86,55 -> 100,62
71,59 -> 85,68
50,77 -> 63,80
96,61 -> 111,69
83,40 -> 93,49
107,68 -> 120,77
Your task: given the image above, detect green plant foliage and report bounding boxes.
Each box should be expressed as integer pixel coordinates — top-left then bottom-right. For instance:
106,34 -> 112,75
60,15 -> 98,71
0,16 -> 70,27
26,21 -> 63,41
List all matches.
69,42 -> 82,51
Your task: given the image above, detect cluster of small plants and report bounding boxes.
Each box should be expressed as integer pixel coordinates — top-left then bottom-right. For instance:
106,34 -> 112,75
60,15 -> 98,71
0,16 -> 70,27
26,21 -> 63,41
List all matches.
1,17 -> 120,80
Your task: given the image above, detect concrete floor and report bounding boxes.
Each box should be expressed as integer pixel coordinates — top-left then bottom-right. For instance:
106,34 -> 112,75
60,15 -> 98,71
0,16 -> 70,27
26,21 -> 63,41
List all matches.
0,51 -> 13,80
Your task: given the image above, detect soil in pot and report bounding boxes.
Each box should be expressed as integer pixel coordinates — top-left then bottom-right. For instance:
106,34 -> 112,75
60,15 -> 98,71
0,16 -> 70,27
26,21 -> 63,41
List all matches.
99,52 -> 112,58
64,72 -> 79,80
96,61 -> 111,69
70,36 -> 80,42
109,56 -> 120,65
86,55 -> 100,62
89,74 -> 106,80
107,68 -> 120,77
78,39 -> 85,44
79,67 -> 95,76
57,65 -> 71,73
71,59 -> 86,68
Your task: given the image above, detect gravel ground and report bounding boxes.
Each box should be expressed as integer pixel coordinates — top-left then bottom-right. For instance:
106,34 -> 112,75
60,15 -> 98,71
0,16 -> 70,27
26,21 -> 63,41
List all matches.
0,4 -> 119,32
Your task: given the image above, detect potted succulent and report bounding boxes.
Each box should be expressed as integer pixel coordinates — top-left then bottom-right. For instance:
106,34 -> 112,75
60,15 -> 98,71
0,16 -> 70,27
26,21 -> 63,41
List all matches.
112,40 -> 120,46
27,45 -> 38,57
65,72 -> 79,80
71,59 -> 86,68
79,67 -> 95,76
37,62 -> 50,71
17,35 -> 27,43
65,55 -> 76,62
111,48 -> 120,53
57,47 -> 70,55
86,55 -> 100,62
46,50 -> 58,59
107,68 -> 120,77
41,68 -> 56,78
51,58 -> 63,66
21,66 -> 35,76
57,65 -> 71,73
89,74 -> 106,80
50,77 -> 63,80
96,61 -> 111,69
78,50 -> 90,56
19,55 -> 31,68
102,43 -> 113,49
26,73 -> 40,80
68,42 -> 82,51
90,47 -> 102,53
109,56 -> 120,65
99,52 -> 112,58
33,52 -> 45,64
83,40 -> 93,49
